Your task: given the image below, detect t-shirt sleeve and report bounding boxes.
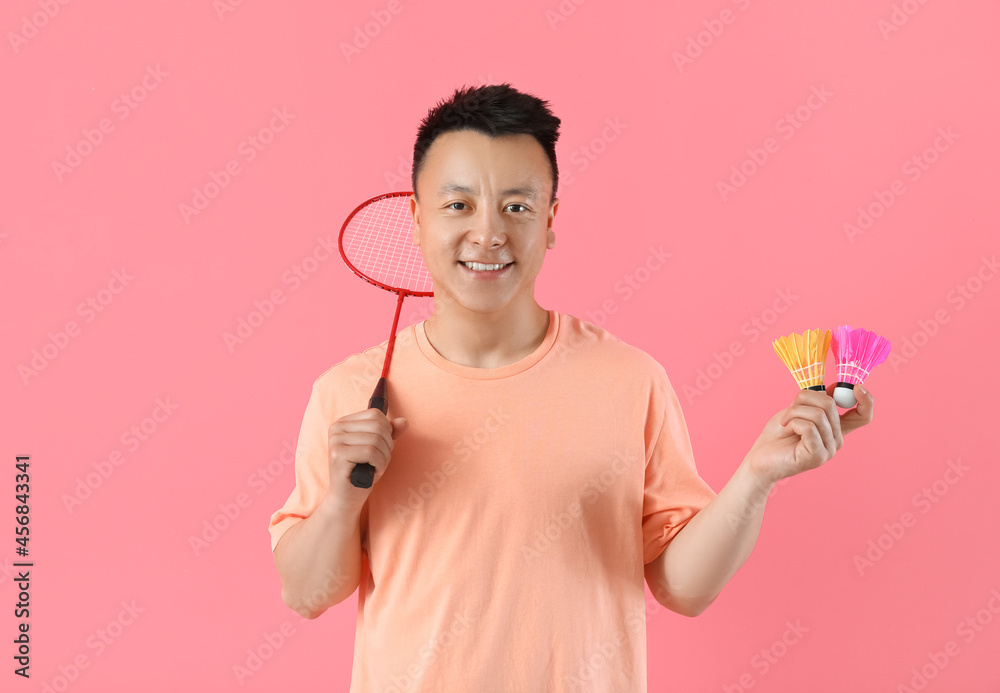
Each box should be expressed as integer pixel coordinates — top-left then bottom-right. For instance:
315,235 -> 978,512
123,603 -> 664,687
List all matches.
642,363 -> 718,565
268,378 -> 334,553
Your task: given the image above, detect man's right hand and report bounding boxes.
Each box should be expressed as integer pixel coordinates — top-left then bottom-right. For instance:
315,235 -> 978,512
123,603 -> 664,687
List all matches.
326,409 -> 408,508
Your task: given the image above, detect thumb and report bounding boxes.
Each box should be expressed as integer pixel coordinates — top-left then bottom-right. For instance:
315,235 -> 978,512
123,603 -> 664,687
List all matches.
390,417 -> 408,439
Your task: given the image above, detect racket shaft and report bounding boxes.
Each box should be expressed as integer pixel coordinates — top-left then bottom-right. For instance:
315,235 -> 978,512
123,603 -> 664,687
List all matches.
349,293 -> 406,489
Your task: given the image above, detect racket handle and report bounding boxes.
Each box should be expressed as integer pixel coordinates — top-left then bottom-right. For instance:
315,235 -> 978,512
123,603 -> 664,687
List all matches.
350,378 -> 388,489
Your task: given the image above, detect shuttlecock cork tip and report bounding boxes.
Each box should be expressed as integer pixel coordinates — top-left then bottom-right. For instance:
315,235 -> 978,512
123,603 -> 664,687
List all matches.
833,383 -> 856,408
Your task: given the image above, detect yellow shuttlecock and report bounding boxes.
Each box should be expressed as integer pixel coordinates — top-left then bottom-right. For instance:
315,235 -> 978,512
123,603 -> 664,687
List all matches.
772,328 -> 832,391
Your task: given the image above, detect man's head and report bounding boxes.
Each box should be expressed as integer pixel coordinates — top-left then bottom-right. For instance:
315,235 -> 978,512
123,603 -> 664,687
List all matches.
411,83 -> 561,203
408,84 -> 562,317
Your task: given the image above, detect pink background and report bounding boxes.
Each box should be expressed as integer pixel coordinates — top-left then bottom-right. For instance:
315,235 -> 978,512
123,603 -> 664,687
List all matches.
3,0 -> 999,690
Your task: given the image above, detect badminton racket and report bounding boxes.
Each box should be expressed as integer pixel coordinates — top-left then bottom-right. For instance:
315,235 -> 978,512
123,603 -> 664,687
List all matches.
338,191 -> 433,488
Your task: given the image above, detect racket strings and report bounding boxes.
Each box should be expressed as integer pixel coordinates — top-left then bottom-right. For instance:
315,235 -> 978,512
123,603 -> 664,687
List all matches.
341,194 -> 434,294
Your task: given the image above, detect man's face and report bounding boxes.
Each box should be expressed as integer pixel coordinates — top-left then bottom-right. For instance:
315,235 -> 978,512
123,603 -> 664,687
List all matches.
410,129 -> 558,316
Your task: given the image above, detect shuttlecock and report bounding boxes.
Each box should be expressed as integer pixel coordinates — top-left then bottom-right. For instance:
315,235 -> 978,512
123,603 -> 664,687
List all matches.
772,328 -> 832,391
830,325 -> 891,408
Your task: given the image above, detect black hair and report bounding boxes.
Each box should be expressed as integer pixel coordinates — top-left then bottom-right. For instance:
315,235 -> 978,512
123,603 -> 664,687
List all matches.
411,83 -> 562,202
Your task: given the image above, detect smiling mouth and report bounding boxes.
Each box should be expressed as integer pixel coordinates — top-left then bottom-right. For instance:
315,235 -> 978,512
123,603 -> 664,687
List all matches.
458,261 -> 513,272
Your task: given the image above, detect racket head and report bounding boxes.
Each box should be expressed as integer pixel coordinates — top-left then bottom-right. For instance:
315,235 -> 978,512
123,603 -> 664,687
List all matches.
338,191 -> 434,297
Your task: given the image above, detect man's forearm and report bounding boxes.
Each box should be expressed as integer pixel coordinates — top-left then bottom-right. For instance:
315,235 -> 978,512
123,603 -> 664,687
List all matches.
272,495 -> 364,618
645,458 -> 775,616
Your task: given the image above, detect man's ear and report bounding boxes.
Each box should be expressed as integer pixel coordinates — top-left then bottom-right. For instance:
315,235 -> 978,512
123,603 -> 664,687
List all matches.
410,193 -> 420,246
547,197 -> 559,249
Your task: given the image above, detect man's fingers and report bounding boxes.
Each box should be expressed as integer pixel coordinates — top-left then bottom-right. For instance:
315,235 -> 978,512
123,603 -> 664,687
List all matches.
782,404 -> 838,455
391,417 -> 409,439
336,430 -> 392,464
783,417 -> 826,463
780,388 -> 845,450
840,385 -> 875,435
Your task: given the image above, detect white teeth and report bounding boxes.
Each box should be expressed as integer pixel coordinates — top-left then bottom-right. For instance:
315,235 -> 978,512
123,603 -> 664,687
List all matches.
462,262 -> 508,272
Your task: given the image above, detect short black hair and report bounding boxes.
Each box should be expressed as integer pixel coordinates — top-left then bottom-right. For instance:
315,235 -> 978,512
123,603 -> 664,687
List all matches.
411,83 -> 562,203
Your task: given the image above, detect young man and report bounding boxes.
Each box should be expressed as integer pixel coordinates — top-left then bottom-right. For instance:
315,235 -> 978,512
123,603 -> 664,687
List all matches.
269,84 -> 874,691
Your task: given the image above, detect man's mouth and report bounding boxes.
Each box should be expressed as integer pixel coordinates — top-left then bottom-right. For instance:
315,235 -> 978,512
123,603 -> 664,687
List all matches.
458,261 -> 513,272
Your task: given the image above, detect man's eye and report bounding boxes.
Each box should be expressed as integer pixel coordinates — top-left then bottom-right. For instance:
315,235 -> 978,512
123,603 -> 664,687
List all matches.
447,202 -> 467,211
506,204 -> 527,213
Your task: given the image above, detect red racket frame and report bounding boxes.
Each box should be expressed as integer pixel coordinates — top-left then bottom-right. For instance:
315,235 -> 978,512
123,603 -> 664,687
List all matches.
337,191 -> 433,488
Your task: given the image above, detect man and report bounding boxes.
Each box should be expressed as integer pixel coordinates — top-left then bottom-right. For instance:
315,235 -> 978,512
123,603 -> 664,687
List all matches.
269,83 -> 874,691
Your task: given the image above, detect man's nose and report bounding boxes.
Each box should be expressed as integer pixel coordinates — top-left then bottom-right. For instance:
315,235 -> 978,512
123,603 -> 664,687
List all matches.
469,207 -> 506,247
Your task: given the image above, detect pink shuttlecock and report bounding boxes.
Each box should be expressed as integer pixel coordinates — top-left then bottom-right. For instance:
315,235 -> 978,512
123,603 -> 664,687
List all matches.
830,325 -> 891,408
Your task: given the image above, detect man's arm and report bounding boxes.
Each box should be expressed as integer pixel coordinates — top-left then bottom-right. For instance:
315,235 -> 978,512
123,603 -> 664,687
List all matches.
272,495 -> 365,619
646,385 -> 875,617
271,407 -> 407,619
644,458 -> 773,618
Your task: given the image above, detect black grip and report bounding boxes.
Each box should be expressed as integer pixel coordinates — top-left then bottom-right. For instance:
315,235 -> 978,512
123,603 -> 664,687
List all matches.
350,378 -> 388,489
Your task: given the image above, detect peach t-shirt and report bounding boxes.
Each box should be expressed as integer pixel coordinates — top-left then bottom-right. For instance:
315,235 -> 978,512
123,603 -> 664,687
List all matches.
269,310 -> 717,691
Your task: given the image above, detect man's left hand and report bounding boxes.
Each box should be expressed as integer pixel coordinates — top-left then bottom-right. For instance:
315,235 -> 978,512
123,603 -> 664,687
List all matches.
744,384 -> 875,485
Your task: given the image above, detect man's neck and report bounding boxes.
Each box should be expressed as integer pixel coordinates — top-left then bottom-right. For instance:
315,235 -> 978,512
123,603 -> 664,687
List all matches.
423,302 -> 550,369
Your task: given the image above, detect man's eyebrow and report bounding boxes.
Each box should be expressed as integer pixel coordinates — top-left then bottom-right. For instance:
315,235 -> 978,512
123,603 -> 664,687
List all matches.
437,183 -> 539,198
